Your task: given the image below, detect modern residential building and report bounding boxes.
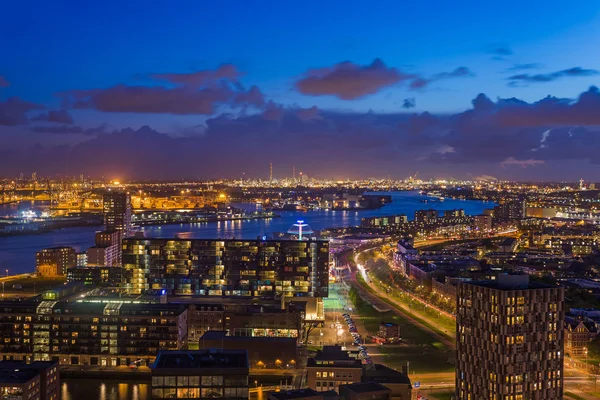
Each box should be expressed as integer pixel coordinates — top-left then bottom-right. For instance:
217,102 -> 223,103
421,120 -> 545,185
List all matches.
456,274 -> 565,400
66,266 -> 123,287
121,238 -> 330,298
0,361 -> 59,400
150,349 -> 249,400
103,191 -> 132,236
87,230 -> 122,267
0,301 -> 187,367
414,209 -> 438,224
35,246 -> 76,277
473,214 -> 492,232
306,346 -> 363,393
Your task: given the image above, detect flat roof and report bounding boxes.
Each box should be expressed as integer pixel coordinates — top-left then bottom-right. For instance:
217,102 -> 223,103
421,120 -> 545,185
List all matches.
340,382 -> 390,393
268,389 -> 320,400
152,349 -> 248,370
0,361 -> 57,384
362,364 -> 411,385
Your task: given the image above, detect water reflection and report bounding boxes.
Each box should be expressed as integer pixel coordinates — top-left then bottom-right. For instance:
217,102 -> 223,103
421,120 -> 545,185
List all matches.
0,191 -> 493,274
60,380 -> 150,400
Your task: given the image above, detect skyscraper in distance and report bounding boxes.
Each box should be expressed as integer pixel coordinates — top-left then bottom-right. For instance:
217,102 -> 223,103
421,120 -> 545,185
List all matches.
103,191 -> 132,237
456,274 -> 564,399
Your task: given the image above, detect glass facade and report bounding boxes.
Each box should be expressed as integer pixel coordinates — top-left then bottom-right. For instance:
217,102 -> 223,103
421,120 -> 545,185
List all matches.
122,239 -> 329,297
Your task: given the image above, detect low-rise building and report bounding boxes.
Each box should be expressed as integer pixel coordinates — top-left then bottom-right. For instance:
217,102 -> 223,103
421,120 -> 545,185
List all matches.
361,364 -> 412,400
150,349 -> 249,400
0,361 -> 59,400
307,346 -> 363,393
36,246 -> 76,277
199,331 -> 297,369
377,322 -> 400,343
268,389 -> 323,400
565,320 -> 597,356
340,382 -> 390,400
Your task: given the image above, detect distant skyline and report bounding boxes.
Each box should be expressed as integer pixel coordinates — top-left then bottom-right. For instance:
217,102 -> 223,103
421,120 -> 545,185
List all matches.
2,1 -> 600,180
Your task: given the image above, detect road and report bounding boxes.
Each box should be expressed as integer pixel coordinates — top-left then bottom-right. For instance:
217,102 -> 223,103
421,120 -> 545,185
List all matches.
351,247 -> 455,347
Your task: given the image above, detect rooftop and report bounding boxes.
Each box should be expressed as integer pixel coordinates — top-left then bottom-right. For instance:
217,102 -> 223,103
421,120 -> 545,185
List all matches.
464,273 -> 559,291
340,382 -> 390,394
152,349 -> 248,370
0,361 -> 57,384
362,364 -> 411,385
268,389 -> 321,400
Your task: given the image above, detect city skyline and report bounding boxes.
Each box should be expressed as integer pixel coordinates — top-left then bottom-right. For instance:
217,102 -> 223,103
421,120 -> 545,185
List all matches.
2,1 -> 600,180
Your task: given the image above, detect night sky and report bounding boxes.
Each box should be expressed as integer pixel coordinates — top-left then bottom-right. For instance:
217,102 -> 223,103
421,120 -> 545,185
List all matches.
2,1 -> 600,181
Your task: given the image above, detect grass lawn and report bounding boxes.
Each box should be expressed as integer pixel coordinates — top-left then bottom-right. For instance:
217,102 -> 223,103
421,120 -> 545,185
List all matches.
353,302 -> 454,374
564,392 -> 587,400
428,392 -> 455,400
3,276 -> 66,294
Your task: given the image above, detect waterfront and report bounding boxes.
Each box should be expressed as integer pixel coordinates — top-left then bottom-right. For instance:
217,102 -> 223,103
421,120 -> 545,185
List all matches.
61,379 -> 150,400
0,191 -> 493,274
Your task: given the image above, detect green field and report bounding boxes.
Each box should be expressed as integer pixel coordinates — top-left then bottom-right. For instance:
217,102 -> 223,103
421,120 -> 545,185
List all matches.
353,301 -> 454,374
2,276 -> 66,295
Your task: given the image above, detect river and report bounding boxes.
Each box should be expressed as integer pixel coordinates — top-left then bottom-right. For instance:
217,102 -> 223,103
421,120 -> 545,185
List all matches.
0,191 -> 493,274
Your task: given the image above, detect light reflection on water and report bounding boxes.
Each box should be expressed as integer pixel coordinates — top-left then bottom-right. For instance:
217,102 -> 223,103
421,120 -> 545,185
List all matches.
0,191 -> 493,274
60,380 -> 150,400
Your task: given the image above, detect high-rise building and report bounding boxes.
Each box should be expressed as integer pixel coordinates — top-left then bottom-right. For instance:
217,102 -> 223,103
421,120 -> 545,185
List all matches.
456,274 -> 564,400
87,230 -> 122,267
102,191 -> 132,236
121,238 -> 330,298
35,246 -> 76,277
493,199 -> 526,224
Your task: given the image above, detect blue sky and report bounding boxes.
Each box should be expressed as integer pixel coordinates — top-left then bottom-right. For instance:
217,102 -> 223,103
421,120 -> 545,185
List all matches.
2,1 -> 600,180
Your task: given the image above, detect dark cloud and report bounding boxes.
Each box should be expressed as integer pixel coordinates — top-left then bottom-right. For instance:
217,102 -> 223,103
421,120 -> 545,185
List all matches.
0,97 -> 45,126
295,58 -> 414,100
506,63 -> 543,72
508,67 -> 599,85
402,98 -> 416,109
5,88 -> 600,180
62,83 -> 264,115
150,64 -> 241,87
410,67 -> 474,89
60,64 -> 265,115
0,76 -> 8,88
32,110 -> 74,124
30,124 -> 106,135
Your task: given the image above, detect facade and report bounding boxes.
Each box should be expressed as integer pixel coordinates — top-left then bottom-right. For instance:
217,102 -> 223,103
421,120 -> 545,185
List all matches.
151,349 -> 249,400
414,209 -> 438,224
187,303 -> 304,343
473,214 -> 492,232
35,246 -> 76,277
66,266 -> 123,287
307,346 -> 363,393
122,238 -> 330,297
0,361 -> 59,400
0,301 -> 187,367
565,321 -> 597,357
199,331 -> 297,369
456,274 -> 565,400
378,322 -> 400,343
103,191 -> 132,236
88,230 -> 123,267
